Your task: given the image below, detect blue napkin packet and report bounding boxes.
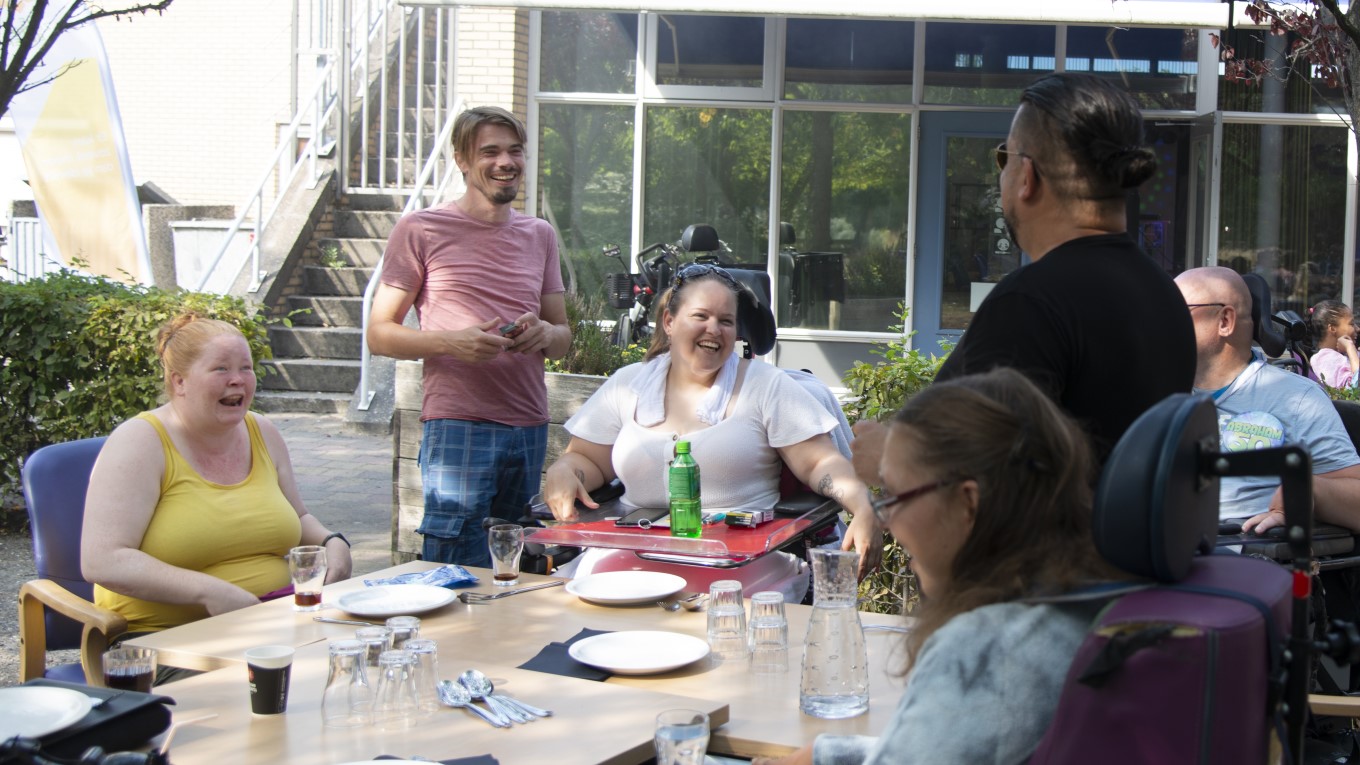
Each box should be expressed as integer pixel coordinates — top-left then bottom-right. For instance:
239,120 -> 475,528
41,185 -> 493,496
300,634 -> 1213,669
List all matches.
363,564 -> 479,589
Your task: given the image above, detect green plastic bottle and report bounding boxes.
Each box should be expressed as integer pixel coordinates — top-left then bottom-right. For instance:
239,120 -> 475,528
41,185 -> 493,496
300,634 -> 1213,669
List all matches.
668,441 -> 702,538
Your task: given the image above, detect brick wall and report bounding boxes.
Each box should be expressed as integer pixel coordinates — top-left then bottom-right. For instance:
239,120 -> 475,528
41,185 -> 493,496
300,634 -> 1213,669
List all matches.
96,1 -> 295,208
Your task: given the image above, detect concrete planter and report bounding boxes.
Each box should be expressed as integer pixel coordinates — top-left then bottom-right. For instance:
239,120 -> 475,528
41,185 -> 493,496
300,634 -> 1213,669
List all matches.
391,361 -> 605,562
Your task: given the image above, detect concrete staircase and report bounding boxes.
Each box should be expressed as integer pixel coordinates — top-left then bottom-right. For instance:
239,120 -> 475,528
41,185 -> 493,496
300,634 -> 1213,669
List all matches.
255,194 -> 403,419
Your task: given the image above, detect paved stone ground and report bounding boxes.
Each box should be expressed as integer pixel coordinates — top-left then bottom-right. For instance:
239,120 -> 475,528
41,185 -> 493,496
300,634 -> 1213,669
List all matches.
0,413 -> 395,687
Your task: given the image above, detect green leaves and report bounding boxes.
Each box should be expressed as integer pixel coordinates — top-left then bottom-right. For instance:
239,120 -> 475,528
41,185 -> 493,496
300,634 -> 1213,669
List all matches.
0,269 -> 271,499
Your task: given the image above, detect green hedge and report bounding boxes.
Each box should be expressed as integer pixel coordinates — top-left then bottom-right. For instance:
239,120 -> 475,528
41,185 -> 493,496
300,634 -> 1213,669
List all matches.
0,269 -> 272,500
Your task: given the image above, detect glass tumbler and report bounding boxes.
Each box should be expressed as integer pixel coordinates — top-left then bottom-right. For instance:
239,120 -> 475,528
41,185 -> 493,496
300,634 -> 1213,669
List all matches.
355,625 -> 393,668
321,639 -> 373,728
372,649 -> 419,731
706,580 -> 747,663
654,709 -> 710,765
386,616 -> 421,650
404,638 -> 440,715
747,591 -> 789,674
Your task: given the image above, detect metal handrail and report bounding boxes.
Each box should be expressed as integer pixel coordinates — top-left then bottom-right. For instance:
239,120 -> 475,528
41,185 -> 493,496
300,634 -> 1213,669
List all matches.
355,99 -> 464,410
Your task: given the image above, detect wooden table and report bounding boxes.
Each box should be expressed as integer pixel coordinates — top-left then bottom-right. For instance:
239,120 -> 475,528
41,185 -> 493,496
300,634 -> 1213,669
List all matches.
129,562 -> 912,761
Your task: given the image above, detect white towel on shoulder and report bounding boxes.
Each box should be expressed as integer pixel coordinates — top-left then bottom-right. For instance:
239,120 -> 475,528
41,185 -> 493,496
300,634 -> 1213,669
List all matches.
630,351 -> 740,427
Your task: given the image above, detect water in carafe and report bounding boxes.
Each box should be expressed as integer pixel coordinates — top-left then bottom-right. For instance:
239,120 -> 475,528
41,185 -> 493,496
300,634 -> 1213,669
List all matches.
799,548 -> 869,718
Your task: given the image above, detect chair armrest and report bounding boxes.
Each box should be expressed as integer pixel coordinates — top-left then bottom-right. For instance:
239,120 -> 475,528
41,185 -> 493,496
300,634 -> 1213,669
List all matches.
1309,693 -> 1360,717
19,578 -> 128,685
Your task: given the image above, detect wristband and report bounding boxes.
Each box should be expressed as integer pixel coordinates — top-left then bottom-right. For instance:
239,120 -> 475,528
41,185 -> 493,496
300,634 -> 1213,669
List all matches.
321,532 -> 351,548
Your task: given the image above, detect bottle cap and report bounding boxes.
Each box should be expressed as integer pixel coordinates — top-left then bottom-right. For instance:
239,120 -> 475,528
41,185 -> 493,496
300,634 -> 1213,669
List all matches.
676,440 -> 691,454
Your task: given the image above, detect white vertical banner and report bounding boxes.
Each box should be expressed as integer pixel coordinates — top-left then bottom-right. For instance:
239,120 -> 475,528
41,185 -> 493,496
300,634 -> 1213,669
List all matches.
7,1 -> 150,283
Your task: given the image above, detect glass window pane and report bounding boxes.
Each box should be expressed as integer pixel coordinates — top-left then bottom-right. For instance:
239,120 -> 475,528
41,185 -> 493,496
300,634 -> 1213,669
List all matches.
643,106 -> 771,260
1218,124 -> 1348,314
1218,28 -> 1344,114
779,111 -> 910,331
923,22 -> 1056,106
783,19 -> 914,103
538,103 -> 635,308
1066,27 -> 1199,110
940,136 -> 1009,330
539,11 -> 638,94
655,15 -> 764,88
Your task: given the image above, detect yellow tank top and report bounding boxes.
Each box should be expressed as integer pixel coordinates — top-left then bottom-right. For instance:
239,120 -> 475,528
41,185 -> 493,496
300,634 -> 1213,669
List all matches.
94,412 -> 300,632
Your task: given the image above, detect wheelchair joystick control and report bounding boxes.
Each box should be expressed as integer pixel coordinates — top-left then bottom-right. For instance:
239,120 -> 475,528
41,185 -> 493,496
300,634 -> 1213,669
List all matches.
1317,620 -> 1360,667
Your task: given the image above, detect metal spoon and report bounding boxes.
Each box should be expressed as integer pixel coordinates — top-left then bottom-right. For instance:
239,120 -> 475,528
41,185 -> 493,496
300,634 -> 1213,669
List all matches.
458,670 -> 531,724
657,592 -> 706,612
464,668 -> 552,719
436,680 -> 510,728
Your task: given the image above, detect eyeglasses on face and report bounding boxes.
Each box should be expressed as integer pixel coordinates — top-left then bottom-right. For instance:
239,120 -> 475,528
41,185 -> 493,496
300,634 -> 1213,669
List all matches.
870,479 -> 956,526
995,142 -> 1041,178
1186,303 -> 1227,311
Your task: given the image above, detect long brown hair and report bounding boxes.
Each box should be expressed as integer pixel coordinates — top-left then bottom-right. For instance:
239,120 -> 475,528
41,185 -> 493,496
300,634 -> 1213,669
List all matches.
891,368 -> 1113,668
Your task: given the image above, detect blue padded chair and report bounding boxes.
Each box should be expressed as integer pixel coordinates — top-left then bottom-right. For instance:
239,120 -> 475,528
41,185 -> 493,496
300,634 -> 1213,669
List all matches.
18,436 -> 126,684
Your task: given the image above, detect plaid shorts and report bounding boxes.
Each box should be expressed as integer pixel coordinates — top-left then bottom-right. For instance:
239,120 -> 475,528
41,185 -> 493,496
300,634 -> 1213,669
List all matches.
417,418 -> 547,566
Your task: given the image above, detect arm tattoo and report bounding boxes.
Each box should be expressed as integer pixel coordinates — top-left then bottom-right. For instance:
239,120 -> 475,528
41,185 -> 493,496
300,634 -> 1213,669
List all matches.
816,474 -> 844,502
574,468 -> 586,485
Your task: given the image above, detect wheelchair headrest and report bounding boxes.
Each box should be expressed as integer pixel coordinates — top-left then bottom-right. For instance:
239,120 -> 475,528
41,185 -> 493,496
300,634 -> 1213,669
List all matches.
728,270 -> 775,356
682,224 -> 720,253
1093,393 -> 1220,583
779,222 -> 796,247
1242,272 -> 1287,357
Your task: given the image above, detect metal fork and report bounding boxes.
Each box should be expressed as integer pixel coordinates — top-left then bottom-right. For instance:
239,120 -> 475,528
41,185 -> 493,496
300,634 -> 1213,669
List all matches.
458,579 -> 566,603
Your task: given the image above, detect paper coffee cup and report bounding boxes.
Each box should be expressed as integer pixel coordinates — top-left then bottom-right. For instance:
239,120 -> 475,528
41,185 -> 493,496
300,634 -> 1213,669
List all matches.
245,645 -> 294,715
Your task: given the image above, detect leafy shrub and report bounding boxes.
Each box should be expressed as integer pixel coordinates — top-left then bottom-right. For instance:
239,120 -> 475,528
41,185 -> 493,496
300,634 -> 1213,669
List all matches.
0,268 -> 271,499
545,289 -> 645,376
840,304 -> 951,615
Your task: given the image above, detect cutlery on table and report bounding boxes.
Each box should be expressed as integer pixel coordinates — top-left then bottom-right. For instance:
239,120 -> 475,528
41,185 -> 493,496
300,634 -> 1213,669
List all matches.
458,579 -> 566,603
463,668 -> 552,719
458,670 -> 533,724
657,592 -> 707,612
437,680 -> 510,727
863,624 -> 910,634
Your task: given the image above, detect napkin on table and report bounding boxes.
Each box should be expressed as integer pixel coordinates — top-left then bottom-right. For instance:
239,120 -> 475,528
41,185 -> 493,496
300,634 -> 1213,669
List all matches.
362,564 -> 478,589
517,627 -> 614,681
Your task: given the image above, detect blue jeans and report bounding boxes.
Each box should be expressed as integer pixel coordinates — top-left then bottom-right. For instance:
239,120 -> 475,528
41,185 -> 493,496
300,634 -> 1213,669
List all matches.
418,418 -> 547,566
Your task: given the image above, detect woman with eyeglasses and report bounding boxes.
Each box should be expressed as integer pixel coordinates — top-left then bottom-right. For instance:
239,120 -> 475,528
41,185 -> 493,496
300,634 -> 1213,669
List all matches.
542,263 -> 882,578
756,368 -> 1115,765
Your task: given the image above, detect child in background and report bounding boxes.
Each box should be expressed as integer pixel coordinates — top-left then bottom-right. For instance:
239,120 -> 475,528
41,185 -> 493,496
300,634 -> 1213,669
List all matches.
1311,299 -> 1360,389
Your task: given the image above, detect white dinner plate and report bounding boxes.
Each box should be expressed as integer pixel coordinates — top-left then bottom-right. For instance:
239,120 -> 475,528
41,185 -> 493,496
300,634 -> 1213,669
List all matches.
335,584 -> 458,618
568,630 -> 710,675
565,571 -> 687,605
0,686 -> 94,740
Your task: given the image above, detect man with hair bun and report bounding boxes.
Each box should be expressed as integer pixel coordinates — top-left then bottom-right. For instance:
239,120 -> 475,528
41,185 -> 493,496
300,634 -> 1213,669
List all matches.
929,72 -> 1196,462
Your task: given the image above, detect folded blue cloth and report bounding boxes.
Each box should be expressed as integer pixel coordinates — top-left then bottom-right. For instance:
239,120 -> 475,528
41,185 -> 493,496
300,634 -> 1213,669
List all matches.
363,564 -> 479,589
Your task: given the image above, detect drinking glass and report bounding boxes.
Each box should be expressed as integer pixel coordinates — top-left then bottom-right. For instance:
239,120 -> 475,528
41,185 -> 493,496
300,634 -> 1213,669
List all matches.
355,625 -> 393,668
747,591 -> 789,674
287,545 -> 327,612
385,615 -> 421,650
654,709 -> 710,765
102,647 -> 156,692
321,639 -> 373,728
488,524 -> 525,587
706,580 -> 747,663
372,649 -> 419,731
404,638 -> 440,715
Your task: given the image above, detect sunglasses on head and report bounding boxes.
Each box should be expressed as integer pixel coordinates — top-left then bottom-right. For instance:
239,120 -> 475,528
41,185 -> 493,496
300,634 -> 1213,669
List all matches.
673,263 -> 742,292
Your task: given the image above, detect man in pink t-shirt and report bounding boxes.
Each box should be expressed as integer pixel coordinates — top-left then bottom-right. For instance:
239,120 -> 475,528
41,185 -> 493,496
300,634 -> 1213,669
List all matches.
367,106 -> 571,566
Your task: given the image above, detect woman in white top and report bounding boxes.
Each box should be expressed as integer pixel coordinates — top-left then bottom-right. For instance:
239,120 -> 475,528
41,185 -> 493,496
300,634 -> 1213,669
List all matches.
542,263 -> 881,576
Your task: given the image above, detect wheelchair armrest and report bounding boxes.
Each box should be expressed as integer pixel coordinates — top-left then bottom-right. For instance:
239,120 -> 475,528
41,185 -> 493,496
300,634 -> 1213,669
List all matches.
19,578 -> 128,684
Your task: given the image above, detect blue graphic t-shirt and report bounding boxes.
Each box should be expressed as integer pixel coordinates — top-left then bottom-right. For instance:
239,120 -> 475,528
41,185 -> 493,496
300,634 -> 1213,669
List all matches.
1213,355 -> 1359,518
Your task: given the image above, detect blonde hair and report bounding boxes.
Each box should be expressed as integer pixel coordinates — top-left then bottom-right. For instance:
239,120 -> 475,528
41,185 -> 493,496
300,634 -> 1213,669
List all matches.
156,312 -> 246,395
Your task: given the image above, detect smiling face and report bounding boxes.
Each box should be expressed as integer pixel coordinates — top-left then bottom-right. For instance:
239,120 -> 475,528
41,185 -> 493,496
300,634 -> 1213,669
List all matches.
170,333 -> 256,425
661,278 -> 738,380
456,122 -> 525,207
878,424 -> 976,599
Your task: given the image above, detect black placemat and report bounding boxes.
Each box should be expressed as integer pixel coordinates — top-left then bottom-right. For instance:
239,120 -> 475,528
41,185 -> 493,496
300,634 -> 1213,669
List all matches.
516,628 -> 613,681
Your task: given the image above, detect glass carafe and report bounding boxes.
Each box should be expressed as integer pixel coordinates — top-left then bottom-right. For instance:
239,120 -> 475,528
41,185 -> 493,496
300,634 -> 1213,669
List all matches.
321,639 -> 373,728
799,548 -> 869,718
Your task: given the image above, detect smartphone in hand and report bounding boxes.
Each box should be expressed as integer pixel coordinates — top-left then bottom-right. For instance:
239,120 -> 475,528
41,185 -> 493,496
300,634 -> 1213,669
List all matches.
499,322 -> 525,339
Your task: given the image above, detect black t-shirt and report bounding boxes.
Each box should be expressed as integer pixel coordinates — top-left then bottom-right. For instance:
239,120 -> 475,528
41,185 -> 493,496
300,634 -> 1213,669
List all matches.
936,233 -> 1196,461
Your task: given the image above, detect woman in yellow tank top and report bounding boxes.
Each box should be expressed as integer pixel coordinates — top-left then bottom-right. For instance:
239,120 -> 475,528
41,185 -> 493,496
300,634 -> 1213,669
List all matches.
82,313 -> 353,636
